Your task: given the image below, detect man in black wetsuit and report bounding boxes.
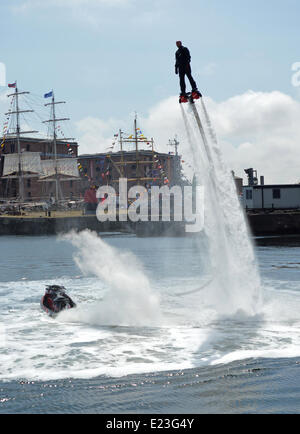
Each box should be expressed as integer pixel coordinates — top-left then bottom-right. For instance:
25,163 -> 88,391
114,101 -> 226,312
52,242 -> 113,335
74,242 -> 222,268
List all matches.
175,41 -> 201,97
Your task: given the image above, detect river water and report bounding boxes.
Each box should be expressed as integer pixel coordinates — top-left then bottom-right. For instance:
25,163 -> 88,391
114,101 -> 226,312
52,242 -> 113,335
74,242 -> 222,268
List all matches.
1,233 -> 300,414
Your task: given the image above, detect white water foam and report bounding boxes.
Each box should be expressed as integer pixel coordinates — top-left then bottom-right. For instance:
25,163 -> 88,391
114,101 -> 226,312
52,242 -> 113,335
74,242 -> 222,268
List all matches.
1,249 -> 300,381
1,102 -> 300,382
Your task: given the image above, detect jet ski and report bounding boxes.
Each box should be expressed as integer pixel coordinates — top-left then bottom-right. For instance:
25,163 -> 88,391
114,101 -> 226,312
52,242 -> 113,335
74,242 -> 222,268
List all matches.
40,285 -> 76,317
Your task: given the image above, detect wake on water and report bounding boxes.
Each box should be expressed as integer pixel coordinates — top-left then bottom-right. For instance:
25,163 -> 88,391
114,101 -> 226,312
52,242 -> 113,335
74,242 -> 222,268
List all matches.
50,98 -> 300,377
2,98 -> 300,382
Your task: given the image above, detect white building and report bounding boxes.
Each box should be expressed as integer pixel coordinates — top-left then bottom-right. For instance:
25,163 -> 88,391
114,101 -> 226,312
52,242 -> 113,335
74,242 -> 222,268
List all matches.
243,184 -> 300,210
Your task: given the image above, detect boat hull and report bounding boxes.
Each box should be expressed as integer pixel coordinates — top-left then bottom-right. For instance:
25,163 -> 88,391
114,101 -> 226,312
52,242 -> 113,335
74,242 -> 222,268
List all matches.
40,295 -> 76,318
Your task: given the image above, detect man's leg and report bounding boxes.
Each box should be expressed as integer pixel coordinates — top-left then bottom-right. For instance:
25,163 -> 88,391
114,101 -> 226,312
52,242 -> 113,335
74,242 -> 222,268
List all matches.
186,64 -> 197,91
179,68 -> 186,95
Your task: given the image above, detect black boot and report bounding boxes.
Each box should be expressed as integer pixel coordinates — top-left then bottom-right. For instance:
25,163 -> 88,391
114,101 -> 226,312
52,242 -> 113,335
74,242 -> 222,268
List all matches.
192,88 -> 202,98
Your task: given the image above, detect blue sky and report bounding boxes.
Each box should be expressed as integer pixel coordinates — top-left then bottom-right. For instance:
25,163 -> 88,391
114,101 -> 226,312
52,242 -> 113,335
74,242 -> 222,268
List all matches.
1,0 -> 300,183
1,0 -> 299,119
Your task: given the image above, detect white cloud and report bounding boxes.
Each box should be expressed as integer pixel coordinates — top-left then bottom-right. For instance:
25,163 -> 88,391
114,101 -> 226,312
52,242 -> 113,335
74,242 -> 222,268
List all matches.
0,89 -> 9,103
76,115 -> 130,155
205,91 -> 300,183
2,88 -> 299,184
76,90 -> 300,185
0,90 -> 10,130
76,97 -> 184,155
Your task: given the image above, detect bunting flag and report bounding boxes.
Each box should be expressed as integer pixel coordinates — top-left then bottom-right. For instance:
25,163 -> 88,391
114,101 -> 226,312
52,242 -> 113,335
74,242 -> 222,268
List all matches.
54,123 -> 79,161
0,95 -> 14,152
149,153 -> 170,186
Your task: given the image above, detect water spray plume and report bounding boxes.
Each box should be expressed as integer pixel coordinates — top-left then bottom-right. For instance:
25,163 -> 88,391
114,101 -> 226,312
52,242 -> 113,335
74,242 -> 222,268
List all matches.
181,98 -> 262,317
62,230 -> 161,327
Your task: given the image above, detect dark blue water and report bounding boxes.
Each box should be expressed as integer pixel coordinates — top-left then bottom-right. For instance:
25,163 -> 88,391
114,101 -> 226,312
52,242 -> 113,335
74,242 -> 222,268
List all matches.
2,357 -> 300,414
1,233 -> 300,414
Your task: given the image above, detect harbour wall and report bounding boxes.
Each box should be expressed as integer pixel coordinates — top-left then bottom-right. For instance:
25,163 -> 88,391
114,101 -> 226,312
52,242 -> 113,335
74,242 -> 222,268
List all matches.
1,211 -> 300,236
247,212 -> 300,236
0,215 -> 135,236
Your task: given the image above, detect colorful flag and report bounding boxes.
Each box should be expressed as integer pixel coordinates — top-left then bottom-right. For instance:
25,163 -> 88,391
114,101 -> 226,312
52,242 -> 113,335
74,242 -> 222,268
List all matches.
8,82 -> 16,88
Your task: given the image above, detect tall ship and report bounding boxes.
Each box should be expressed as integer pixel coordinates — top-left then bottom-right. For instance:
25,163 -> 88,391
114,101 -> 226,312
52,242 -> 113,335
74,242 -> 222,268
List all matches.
0,82 -> 187,221
0,82 -> 80,209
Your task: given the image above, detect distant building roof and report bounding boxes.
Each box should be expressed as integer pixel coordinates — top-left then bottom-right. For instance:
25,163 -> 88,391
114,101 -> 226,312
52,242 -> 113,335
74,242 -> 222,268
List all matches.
243,184 -> 300,189
0,136 -> 78,146
79,150 -> 176,159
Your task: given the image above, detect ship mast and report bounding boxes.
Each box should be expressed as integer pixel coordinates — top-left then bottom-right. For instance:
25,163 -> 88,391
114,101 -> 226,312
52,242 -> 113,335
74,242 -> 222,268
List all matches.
113,118 -> 161,186
134,113 -> 139,183
43,91 -> 70,203
6,81 -> 38,202
119,129 -> 125,177
168,137 -> 180,185
168,137 -> 179,156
